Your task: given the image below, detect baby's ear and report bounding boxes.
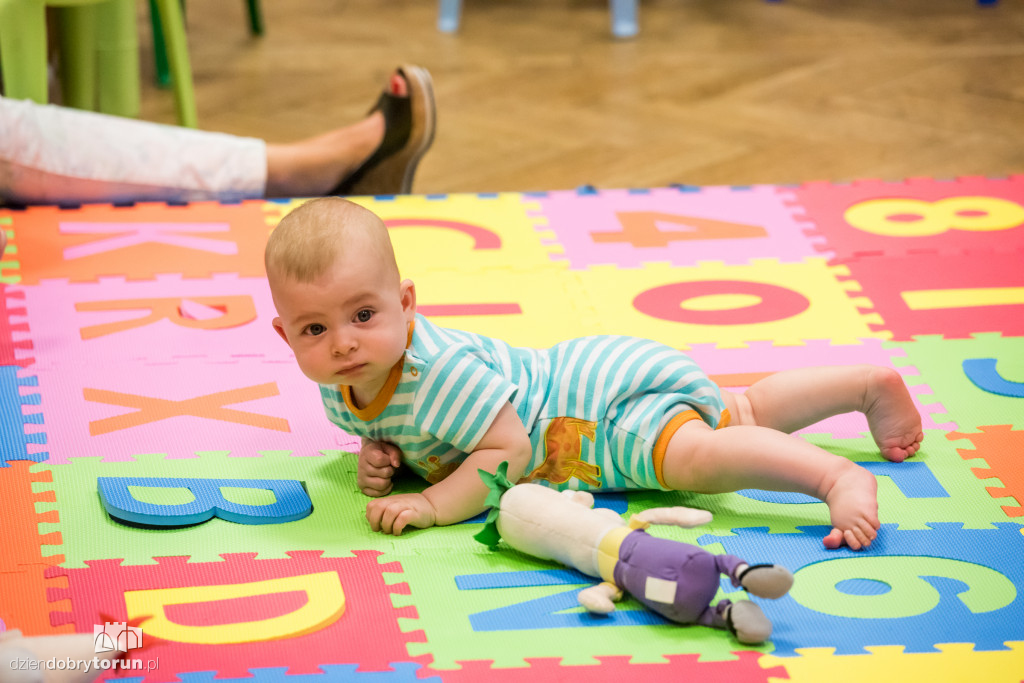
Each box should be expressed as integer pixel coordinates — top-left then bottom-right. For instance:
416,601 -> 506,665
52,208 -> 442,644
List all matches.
272,317 -> 290,345
400,279 -> 417,318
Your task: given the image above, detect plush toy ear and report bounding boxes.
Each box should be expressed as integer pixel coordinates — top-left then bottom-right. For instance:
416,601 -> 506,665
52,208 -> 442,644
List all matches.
474,461 -> 514,549
633,506 -> 713,528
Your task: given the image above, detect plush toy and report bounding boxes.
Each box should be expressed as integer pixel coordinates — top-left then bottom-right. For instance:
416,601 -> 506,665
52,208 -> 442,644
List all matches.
475,463 -> 794,644
0,630 -> 118,683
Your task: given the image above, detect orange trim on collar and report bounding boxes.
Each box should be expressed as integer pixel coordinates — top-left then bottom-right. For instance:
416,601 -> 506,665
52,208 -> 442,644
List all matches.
340,319 -> 416,422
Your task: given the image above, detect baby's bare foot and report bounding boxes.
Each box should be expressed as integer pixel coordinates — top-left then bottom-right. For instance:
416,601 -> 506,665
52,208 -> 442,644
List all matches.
864,367 -> 924,463
822,464 -> 879,550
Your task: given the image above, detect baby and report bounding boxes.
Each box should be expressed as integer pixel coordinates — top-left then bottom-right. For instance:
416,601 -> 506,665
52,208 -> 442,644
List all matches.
266,197 -> 924,550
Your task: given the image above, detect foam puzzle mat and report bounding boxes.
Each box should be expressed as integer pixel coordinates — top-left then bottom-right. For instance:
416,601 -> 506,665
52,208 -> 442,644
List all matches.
1,177 -> 1023,682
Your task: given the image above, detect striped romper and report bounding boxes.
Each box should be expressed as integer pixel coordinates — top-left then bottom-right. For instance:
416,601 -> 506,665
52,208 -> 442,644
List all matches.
319,314 -> 730,492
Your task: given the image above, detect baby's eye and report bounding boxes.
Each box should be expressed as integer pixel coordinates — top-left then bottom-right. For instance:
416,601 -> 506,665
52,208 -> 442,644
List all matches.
355,309 -> 374,323
306,323 -> 326,336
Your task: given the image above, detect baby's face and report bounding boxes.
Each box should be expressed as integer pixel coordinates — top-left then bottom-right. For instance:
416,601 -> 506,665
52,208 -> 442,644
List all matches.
271,248 -> 415,401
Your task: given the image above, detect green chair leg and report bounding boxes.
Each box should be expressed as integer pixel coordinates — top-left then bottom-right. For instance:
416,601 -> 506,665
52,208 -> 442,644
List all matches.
1,0 -> 145,118
246,0 -> 263,35
148,0 -> 263,94
0,0 -> 49,103
95,0 -> 140,117
149,0 -> 172,88
56,4 -> 98,110
153,0 -> 197,127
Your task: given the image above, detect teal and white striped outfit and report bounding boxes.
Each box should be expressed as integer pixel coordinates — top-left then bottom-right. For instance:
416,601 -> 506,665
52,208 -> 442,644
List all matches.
320,314 -> 729,491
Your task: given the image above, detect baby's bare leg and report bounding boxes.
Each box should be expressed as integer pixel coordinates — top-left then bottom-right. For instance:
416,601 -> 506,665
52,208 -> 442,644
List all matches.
661,419 -> 879,549
723,365 -> 923,462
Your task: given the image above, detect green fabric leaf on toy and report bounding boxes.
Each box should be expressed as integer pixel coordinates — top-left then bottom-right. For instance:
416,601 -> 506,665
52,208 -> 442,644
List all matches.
474,461 -> 513,549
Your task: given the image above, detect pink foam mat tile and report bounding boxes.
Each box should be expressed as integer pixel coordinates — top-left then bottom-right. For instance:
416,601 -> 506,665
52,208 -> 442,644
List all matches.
34,357 -> 351,463
687,338 -> 952,438
530,186 -> 822,268
787,175 -> 1024,263
16,275 -> 288,368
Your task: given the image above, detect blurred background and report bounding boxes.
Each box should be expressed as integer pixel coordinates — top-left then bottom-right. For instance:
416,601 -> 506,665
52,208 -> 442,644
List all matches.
137,0 -> 1024,194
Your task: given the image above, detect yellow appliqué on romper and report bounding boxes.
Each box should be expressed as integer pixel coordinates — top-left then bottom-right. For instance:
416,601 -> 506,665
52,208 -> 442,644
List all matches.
520,416 -> 602,487
422,455 -> 460,484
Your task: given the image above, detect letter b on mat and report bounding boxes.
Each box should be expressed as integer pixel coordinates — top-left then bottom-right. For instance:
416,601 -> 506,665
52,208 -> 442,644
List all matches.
97,476 -> 312,526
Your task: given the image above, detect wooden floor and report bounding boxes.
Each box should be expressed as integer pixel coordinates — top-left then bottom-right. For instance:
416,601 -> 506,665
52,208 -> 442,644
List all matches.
137,0 -> 1024,194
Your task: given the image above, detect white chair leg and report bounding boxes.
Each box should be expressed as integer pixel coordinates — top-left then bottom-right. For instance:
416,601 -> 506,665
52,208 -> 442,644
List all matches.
438,0 -> 462,33
609,0 -> 638,38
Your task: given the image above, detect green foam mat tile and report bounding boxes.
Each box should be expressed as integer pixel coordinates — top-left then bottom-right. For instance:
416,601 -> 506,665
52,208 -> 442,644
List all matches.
388,547 -> 765,670
890,334 -> 1023,430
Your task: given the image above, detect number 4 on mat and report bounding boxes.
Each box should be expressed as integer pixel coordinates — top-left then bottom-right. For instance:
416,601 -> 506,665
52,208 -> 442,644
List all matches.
596,212 -> 767,248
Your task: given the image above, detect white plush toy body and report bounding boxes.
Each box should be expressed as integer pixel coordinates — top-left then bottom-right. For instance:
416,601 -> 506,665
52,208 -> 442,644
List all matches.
477,466 -> 794,644
0,631 -> 119,683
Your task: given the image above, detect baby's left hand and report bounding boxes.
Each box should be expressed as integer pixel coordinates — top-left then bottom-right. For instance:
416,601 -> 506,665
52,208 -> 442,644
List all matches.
366,493 -> 437,536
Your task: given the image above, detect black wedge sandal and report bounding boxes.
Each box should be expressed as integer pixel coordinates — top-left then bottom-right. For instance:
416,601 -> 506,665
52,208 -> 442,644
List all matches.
331,65 -> 437,196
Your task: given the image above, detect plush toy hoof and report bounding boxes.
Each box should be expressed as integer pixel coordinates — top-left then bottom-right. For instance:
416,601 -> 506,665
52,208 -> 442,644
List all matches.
738,563 -> 794,599
564,490 -> 596,508
726,600 -> 773,644
578,584 -> 618,614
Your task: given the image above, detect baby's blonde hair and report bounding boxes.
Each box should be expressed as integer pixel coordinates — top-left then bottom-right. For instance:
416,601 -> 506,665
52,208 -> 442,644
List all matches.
265,197 -> 399,285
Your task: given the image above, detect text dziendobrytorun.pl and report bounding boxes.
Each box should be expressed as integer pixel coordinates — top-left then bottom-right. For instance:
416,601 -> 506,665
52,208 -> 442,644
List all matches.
7,656 -> 159,673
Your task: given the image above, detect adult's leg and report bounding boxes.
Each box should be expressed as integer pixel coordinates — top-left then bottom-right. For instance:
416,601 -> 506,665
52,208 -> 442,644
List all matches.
0,95 -> 266,205
0,66 -> 436,205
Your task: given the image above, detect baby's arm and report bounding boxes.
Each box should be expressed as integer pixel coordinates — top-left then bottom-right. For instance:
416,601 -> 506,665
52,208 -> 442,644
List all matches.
365,402 -> 532,535
357,438 -> 402,497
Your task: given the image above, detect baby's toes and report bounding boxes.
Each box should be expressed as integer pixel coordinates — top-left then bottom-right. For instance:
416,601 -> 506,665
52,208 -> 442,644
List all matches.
823,528 -> 845,549
843,530 -> 864,550
846,528 -> 874,550
881,445 -> 910,463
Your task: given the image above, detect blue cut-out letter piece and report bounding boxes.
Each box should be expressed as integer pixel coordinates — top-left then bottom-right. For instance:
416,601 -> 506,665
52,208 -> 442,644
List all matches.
97,477 -> 312,527
738,461 -> 948,504
964,358 -> 1024,398
456,569 -> 666,631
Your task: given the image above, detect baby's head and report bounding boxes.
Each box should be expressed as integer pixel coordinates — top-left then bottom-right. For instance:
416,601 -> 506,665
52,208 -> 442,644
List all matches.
265,197 -> 398,287
266,198 -> 416,399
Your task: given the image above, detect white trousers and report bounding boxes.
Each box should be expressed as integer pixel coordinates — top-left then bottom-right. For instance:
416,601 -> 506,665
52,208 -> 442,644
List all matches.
0,96 -> 267,205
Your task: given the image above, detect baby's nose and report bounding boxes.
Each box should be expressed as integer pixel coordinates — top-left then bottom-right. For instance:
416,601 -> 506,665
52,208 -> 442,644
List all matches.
331,330 -> 357,354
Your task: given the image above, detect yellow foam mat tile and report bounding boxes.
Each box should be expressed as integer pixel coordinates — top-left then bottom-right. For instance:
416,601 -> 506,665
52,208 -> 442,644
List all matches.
762,642 -> 1024,683
267,194 -> 557,275
412,265 -> 601,348
575,258 -> 887,348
